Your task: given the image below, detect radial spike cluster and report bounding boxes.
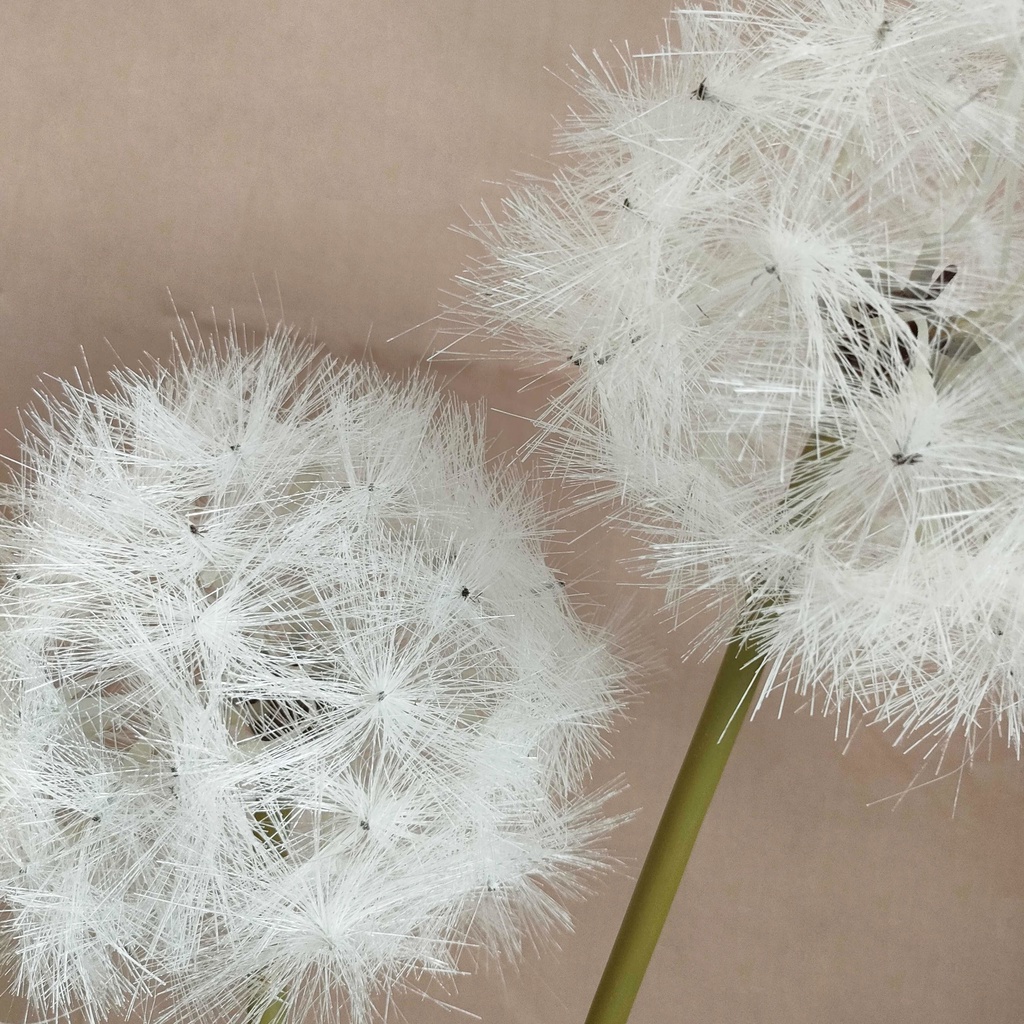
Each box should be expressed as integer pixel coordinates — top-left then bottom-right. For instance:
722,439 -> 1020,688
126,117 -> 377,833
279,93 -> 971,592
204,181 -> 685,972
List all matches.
454,0 -> 1024,758
0,326 -> 626,1024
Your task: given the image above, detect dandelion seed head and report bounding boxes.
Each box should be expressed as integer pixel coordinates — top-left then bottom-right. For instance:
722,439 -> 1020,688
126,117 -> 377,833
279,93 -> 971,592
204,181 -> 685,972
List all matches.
455,0 -> 1024,758
0,324 -> 626,1023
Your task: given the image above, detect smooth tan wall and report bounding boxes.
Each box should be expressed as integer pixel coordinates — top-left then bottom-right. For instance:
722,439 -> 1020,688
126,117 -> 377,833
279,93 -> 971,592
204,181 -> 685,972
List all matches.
0,4 -> 1021,1023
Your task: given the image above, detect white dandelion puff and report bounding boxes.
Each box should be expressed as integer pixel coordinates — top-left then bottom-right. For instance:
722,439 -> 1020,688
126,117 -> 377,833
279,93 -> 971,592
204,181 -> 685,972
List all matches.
454,0 -> 1024,756
0,323 -> 627,1024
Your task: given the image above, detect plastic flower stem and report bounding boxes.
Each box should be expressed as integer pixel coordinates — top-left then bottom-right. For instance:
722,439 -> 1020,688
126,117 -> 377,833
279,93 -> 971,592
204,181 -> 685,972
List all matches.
584,433 -> 834,1024
250,806 -> 292,1024
256,993 -> 288,1024
582,621 -> 762,1024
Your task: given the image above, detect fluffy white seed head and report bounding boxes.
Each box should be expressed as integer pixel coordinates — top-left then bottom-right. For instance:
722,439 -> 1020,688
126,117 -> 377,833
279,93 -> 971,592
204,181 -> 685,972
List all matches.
454,1 -> 1024,758
0,325 -> 626,1023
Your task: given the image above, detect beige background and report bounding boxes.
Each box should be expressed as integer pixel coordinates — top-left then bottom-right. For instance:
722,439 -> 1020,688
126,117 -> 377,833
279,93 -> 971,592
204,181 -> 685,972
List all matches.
0,3 -> 1022,1023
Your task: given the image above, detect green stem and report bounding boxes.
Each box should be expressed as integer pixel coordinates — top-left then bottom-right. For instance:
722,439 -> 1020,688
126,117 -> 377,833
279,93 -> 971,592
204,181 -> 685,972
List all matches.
249,807 -> 292,1023
585,432 -> 837,1024
255,990 -> 288,1024
583,624 -> 763,1024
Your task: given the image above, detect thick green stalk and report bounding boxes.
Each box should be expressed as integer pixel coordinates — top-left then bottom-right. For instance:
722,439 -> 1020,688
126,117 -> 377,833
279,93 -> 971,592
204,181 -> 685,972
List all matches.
583,625 -> 763,1024
249,806 -> 292,1024
584,432 -> 837,1024
256,991 -> 288,1024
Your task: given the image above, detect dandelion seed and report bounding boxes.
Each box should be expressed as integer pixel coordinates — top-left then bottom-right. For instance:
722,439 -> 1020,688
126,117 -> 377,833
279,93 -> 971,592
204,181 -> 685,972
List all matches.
891,451 -> 923,466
